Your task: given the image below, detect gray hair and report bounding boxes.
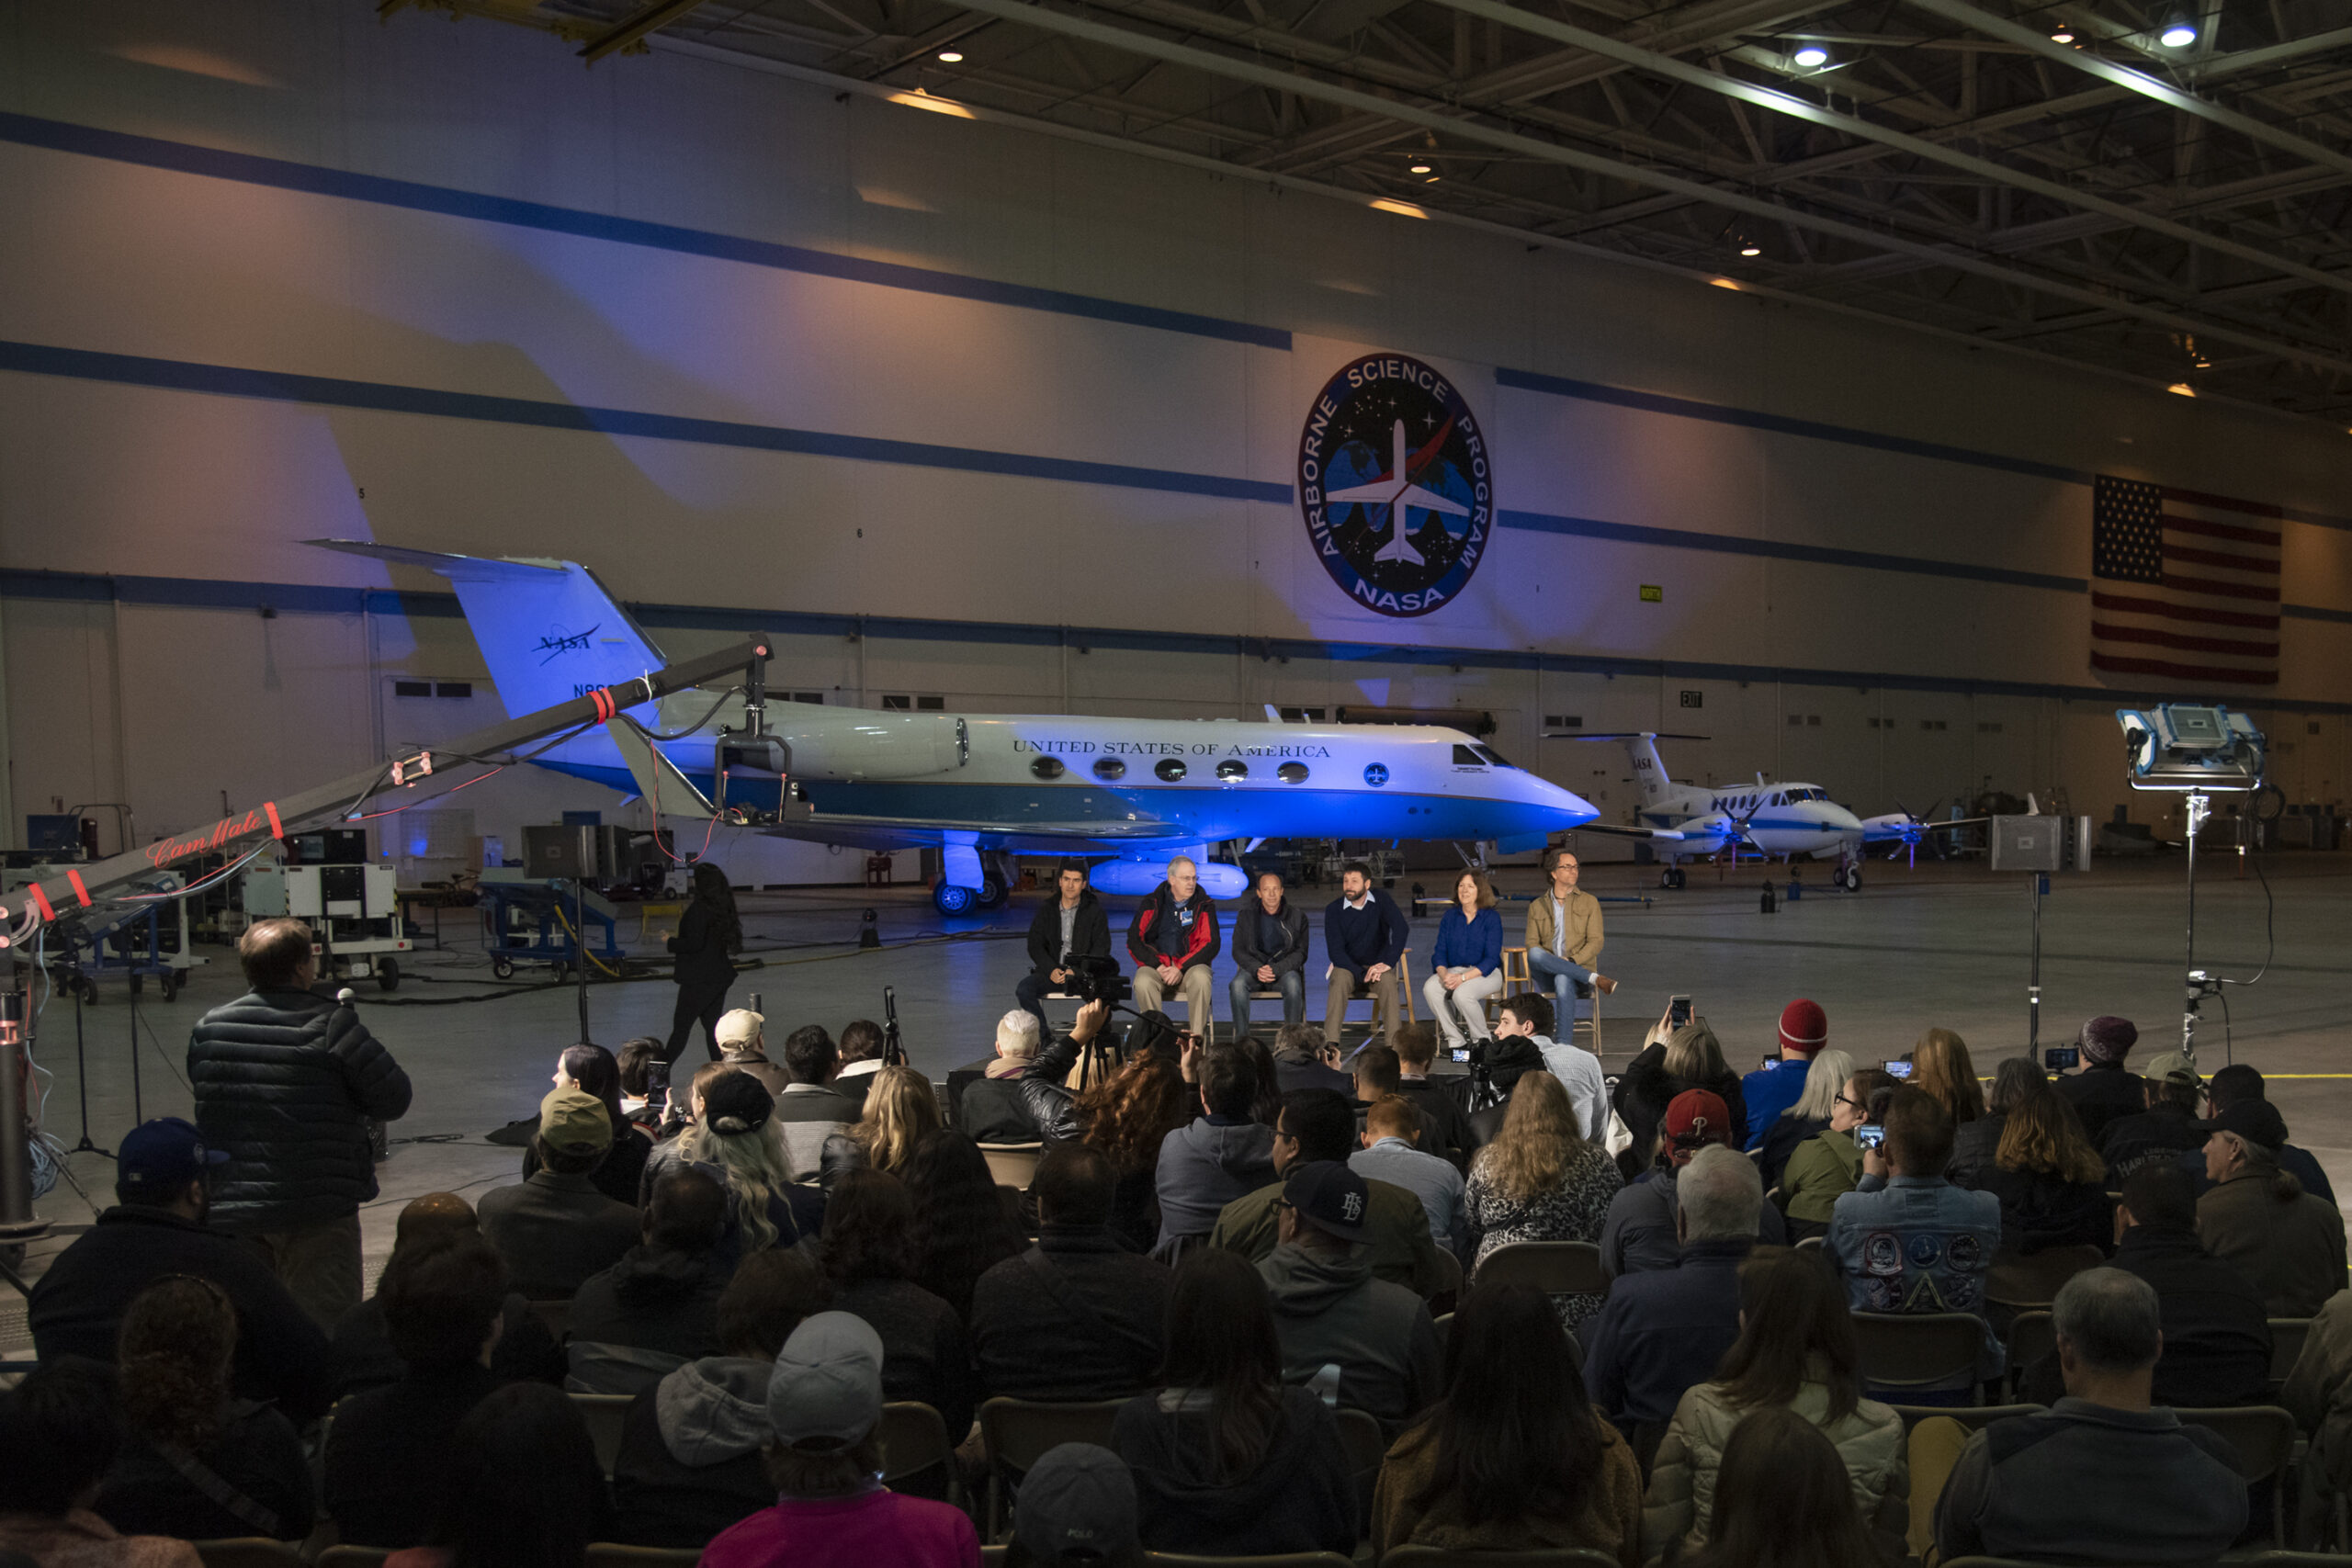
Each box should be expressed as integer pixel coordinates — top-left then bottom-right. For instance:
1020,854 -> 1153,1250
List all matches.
1678,1143 -> 1764,1242
1167,855 -> 1196,876
2052,1267 -> 2162,1373
995,1009 -> 1042,1059
1790,1049 -> 1856,1123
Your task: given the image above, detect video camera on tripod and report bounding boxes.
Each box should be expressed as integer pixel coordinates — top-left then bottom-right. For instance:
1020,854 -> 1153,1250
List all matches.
1055,955 -> 1131,1008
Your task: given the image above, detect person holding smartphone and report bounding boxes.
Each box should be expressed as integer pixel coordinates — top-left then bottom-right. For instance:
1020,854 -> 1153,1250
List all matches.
1738,999 -> 1828,1153
1775,1066 -> 1894,1243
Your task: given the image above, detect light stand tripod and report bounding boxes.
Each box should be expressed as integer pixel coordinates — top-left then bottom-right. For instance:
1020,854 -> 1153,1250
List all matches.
65,979 -> 111,1158
2025,871 -> 2048,1058
2178,789 -> 2222,1061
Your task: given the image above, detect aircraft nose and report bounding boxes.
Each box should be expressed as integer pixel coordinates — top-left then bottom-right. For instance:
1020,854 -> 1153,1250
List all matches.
1828,805 -> 1865,832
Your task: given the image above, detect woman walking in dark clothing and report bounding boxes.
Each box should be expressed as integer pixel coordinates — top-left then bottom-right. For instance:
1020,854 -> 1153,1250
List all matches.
665,864 -> 741,1066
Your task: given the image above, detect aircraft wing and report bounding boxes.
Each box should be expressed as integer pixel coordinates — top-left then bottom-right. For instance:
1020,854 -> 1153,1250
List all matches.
1396,483 -> 1468,516
1326,479 -> 1398,504
1568,822 -> 1690,842
756,817 -> 1191,856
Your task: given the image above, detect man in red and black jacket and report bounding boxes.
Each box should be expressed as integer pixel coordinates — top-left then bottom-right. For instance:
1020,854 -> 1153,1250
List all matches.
1125,855 -> 1221,1037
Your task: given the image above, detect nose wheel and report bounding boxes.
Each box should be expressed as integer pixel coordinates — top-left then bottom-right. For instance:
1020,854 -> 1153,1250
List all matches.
1657,866 -> 1687,890
1838,863 -> 1861,892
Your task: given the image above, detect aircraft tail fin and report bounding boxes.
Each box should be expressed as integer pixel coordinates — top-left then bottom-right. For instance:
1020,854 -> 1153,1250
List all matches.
310,541 -> 667,718
1557,732 -> 1697,809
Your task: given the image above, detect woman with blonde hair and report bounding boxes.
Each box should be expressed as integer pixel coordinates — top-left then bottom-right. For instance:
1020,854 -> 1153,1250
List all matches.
1465,1071 -> 1623,1330
1615,1020 -> 1748,1176
1757,1049 -> 1853,1195
676,1071 -> 822,1250
850,1064 -> 944,1178
1982,1083 -> 2110,1256
1422,869 -> 1504,1053
1911,1028 -> 1986,1127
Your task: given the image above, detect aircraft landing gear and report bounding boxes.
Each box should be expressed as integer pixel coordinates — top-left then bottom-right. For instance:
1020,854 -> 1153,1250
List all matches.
1838,863 -> 1862,892
976,870 -> 1009,909
933,882 -> 978,917
1658,866 -> 1688,890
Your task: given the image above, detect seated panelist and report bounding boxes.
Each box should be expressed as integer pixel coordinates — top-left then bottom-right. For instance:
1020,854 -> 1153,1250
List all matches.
1227,871 -> 1309,1042
1125,855 -> 1219,1037
1421,869 -> 1503,1050
1014,858 -> 1112,1032
1324,863 -> 1409,1040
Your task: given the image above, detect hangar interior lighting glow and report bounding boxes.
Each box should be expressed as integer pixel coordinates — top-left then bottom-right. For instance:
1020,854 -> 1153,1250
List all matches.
1792,43 -> 1830,67
888,89 -> 976,118
936,49 -> 964,62
1370,197 -> 1430,219
2159,17 -> 2199,46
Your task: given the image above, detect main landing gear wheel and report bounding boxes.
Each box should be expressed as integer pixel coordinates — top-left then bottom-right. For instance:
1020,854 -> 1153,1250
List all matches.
1658,867 -> 1688,890
933,883 -> 978,917
976,872 -> 1009,910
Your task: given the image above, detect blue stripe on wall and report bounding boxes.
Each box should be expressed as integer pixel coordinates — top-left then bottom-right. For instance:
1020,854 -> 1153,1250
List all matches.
2285,603 -> 2352,626
1495,367 -> 2352,533
0,111 -> 1292,353
8,567 -> 2348,713
0,340 -> 1293,506
1498,509 -> 2088,593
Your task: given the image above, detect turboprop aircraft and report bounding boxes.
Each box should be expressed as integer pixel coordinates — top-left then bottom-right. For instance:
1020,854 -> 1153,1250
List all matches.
1561,733 -> 1871,890
317,543 -> 1617,914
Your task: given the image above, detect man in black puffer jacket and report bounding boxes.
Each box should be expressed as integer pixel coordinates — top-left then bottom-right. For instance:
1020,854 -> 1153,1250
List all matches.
188,917 -> 413,1330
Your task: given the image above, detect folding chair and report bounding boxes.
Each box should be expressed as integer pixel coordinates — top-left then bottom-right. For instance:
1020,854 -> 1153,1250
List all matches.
978,1396 -> 1125,1540
977,1143 -> 1044,1190
1335,1406 -> 1388,1489
2269,1317 -> 2312,1395
2004,1311 -> 2055,1402
2177,1404 -> 2300,1547
1887,1402 -> 2044,1433
1473,1240 -> 1606,1298
1851,1313 -> 1986,1403
568,1392 -> 633,1478
875,1400 -> 960,1506
1984,1244 -> 2104,1310
190,1542 -> 305,1568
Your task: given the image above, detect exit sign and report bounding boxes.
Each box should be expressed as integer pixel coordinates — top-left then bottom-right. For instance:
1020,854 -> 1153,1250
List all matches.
1639,584 -> 1663,603
1679,690 -> 1704,708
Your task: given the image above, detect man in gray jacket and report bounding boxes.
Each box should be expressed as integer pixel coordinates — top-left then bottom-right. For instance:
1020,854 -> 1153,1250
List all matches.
1935,1268 -> 2246,1563
1152,1049 -> 1277,1258
187,918 -> 413,1329
1258,1160 -> 1442,1436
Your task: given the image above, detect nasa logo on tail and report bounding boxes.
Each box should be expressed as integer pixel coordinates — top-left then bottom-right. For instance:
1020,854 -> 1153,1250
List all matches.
1296,354 -> 1491,618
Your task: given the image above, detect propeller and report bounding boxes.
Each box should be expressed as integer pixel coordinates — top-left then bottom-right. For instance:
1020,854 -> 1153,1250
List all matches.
1882,798 -> 1950,865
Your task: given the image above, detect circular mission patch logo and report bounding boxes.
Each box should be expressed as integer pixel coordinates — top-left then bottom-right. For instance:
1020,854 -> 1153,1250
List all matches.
1296,354 -> 1492,617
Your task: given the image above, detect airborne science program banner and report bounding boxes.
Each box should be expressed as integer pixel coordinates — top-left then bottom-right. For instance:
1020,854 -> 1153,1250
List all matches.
1294,348 -> 1495,620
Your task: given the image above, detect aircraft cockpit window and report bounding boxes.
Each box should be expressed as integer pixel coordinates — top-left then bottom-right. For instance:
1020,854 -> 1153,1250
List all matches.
1453,744 -> 1483,765
1031,757 -> 1065,781
1092,757 -> 1126,782
1278,762 -> 1310,784
1155,758 -> 1187,783
1216,760 -> 1249,782
1472,745 -> 1518,770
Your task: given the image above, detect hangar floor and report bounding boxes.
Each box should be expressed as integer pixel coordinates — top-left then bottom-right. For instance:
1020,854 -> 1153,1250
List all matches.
9,852 -> 2347,1324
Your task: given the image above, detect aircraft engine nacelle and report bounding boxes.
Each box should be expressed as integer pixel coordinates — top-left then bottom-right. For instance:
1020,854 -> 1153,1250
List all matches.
775,714 -> 967,781
1087,857 -> 1250,900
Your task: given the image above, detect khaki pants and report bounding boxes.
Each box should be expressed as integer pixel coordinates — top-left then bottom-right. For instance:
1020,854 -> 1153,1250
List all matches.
242,1212 -> 364,1333
1907,1415 -> 1972,1561
1326,965 -> 1400,1040
1132,964 -> 1214,1035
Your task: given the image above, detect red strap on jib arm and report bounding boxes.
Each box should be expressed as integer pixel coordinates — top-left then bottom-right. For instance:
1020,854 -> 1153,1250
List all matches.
590,688 -> 616,722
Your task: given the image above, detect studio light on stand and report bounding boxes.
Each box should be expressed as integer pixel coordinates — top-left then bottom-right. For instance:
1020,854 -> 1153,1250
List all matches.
2116,704 -> 2267,1060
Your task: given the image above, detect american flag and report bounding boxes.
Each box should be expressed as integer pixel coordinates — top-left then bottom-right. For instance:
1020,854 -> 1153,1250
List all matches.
2090,475 -> 2280,688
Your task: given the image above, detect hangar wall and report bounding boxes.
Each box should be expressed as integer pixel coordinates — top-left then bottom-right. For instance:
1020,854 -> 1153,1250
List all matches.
0,0 -> 2346,874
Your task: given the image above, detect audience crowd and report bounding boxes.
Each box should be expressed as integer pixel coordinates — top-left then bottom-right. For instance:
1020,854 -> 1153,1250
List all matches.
5,886 -> 2350,1568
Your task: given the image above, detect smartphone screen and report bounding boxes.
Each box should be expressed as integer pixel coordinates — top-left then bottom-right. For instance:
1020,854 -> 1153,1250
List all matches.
1668,995 -> 1692,1029
2043,1045 -> 2080,1071
1883,1061 -> 1914,1079
1855,1123 -> 1886,1149
1760,1055 -> 1778,1071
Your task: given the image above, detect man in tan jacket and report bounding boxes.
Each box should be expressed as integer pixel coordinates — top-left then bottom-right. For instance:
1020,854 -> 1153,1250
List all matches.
1524,848 -> 1617,1025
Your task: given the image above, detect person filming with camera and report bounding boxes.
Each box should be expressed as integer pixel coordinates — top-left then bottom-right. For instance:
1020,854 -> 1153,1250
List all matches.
1015,859 -> 1113,1033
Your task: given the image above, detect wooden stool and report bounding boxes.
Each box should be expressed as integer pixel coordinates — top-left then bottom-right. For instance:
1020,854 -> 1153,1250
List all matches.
1328,950 -> 1415,1037
1492,945 -> 1602,1055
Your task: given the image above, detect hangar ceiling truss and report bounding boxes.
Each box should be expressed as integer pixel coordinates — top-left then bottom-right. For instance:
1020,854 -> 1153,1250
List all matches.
385,0 -> 2352,425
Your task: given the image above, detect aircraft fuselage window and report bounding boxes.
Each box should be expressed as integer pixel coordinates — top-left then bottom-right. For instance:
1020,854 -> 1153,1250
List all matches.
1031,757 -> 1065,781
1453,744 -> 1483,765
1278,762 -> 1310,784
1216,760 -> 1248,782
1155,759 -> 1187,783
1093,757 -> 1126,782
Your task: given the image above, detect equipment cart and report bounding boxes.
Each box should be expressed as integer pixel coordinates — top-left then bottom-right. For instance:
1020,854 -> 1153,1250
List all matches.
243,858 -> 415,990
25,871 -> 209,1003
475,874 -> 624,981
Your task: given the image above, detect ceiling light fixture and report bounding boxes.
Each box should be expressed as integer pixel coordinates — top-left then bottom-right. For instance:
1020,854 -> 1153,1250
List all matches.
887,89 -> 976,118
1424,174 -> 1442,183
1370,197 -> 1430,219
936,48 -> 964,62
2049,25 -> 2075,42
2167,381 -> 2197,397
2158,16 -> 2198,47
1738,238 -> 1762,256
1409,161 -> 1432,174
1792,43 -> 1830,68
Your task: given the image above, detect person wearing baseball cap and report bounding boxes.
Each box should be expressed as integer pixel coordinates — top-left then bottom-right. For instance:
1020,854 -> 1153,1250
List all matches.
1738,998 -> 1827,1152
26,1119 -> 335,1423
1257,1160 -> 1441,1435
2096,1050 -> 2211,1179
477,1087 -> 641,1299
2196,1100 -> 2347,1317
1598,1089 -> 1788,1278
1011,1444 -> 1145,1567
697,1312 -> 978,1568
712,1010 -> 791,1097
2052,1015 -> 2146,1145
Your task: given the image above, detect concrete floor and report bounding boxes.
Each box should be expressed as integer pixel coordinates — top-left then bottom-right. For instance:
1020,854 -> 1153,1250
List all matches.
12,851 -> 2349,1315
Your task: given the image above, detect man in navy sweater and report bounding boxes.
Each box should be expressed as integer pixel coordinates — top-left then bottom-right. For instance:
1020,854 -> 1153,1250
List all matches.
1323,863 -> 1410,1042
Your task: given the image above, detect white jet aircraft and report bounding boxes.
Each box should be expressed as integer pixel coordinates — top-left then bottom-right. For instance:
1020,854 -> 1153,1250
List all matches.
1326,419 -> 1469,567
